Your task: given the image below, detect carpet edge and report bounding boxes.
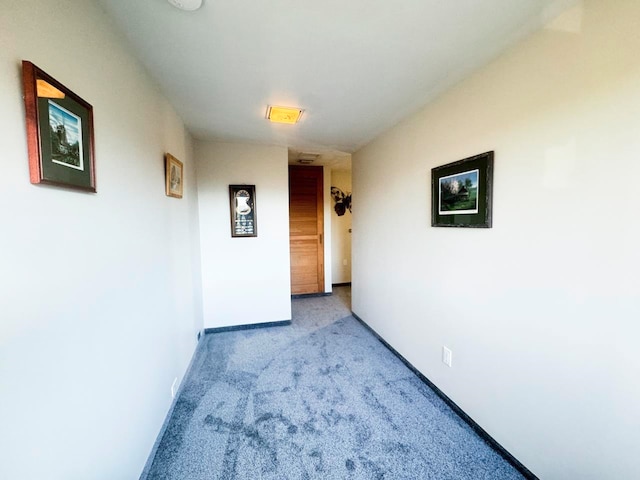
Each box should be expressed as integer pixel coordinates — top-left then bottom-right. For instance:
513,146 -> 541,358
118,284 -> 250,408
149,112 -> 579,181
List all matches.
351,311 -> 539,480
138,336 -> 207,480
204,320 -> 292,334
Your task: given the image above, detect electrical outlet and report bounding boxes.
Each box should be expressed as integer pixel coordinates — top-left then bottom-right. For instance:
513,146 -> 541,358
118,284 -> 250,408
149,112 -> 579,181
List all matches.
171,377 -> 179,399
442,346 -> 452,367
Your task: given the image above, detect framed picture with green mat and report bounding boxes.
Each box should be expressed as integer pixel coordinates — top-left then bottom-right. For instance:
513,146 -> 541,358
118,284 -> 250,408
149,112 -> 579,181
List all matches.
22,60 -> 96,192
431,151 -> 493,228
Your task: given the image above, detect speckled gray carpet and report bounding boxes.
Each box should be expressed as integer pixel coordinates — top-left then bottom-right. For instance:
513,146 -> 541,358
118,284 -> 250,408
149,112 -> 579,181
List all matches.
142,287 -> 524,479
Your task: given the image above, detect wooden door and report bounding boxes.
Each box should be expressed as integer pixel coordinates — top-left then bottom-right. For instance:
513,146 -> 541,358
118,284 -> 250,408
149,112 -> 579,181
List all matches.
289,166 -> 324,295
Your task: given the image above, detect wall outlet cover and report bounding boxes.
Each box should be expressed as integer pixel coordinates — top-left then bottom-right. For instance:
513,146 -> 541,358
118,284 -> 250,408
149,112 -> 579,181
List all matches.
171,377 -> 179,399
442,346 -> 452,367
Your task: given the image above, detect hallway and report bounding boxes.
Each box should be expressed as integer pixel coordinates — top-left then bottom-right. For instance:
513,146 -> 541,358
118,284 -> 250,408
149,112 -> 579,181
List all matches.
142,287 -> 522,479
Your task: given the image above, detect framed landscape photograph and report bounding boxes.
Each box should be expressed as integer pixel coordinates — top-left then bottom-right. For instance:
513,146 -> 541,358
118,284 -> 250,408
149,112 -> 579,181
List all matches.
165,153 -> 184,198
431,151 -> 494,228
22,61 -> 96,192
229,185 -> 257,237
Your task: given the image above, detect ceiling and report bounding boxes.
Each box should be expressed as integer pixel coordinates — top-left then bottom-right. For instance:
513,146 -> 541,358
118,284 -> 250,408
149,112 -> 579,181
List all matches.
97,0 -> 575,157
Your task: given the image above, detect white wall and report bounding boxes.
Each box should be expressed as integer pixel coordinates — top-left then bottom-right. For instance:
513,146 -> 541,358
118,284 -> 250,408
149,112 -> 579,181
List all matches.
0,1 -> 203,479
196,142 -> 292,327
352,1 -> 640,479
330,169 -> 352,284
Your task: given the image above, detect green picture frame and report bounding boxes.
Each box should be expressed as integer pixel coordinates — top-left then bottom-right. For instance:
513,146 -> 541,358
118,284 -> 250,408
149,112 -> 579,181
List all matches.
22,61 -> 96,192
431,151 -> 494,228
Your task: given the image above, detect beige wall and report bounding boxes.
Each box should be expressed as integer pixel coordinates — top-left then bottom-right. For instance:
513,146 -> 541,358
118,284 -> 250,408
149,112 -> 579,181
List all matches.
0,1 -> 203,479
196,141 -> 292,327
330,169 -> 352,284
352,1 -> 640,478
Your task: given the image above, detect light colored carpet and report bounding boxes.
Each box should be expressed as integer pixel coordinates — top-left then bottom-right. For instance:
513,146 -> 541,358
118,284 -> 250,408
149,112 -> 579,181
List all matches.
143,287 -> 524,479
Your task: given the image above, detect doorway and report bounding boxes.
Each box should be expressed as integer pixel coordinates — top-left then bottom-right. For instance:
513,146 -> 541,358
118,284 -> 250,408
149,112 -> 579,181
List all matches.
329,169 -> 352,286
289,166 -> 325,295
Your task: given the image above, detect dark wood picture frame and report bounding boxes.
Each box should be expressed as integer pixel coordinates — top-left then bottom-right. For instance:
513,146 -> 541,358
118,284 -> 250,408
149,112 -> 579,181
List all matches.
431,151 -> 494,228
22,61 -> 96,192
165,153 -> 184,198
229,185 -> 257,237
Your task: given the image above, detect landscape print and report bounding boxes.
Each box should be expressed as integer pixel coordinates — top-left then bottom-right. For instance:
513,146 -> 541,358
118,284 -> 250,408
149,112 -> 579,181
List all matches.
439,169 -> 479,215
48,100 -> 84,170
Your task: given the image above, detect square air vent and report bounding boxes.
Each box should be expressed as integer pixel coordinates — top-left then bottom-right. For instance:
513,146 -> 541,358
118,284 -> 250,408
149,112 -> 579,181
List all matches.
297,153 -> 319,165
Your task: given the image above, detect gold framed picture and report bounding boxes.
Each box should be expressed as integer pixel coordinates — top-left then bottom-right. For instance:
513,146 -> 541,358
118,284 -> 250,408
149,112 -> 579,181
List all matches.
165,153 -> 183,198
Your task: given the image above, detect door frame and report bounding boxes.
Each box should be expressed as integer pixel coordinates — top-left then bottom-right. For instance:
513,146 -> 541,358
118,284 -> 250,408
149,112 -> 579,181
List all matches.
288,165 -> 325,295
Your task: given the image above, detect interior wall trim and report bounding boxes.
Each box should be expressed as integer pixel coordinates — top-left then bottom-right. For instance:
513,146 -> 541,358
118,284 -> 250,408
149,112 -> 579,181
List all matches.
139,335 -> 205,480
351,311 -> 539,480
290,292 -> 331,299
204,320 -> 291,334
142,319 -> 292,476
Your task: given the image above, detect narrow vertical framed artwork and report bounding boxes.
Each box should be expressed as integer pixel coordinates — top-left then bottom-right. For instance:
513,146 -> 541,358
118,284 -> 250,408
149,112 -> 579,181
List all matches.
22,61 -> 96,192
165,153 -> 184,198
431,151 -> 494,228
229,185 -> 257,237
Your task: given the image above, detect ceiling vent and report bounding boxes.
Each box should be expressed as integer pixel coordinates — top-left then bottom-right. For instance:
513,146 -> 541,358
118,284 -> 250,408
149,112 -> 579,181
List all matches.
167,0 -> 203,11
298,153 -> 319,165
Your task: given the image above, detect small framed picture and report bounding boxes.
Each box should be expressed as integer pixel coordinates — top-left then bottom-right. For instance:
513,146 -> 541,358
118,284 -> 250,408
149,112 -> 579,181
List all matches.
165,153 -> 184,198
229,185 -> 257,237
22,61 -> 96,192
431,151 -> 494,228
